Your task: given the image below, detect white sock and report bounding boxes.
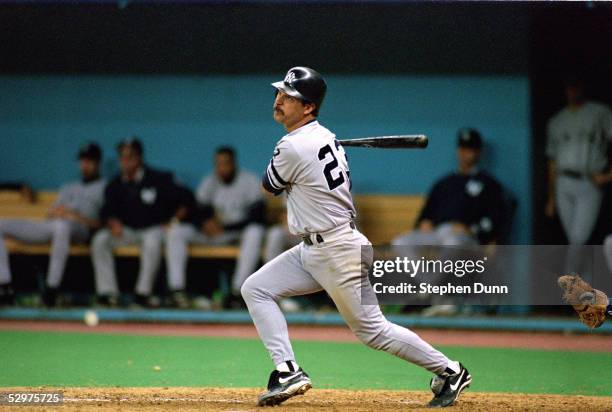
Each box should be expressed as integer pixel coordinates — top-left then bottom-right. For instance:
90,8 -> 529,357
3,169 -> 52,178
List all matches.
276,360 -> 299,373
445,360 -> 461,375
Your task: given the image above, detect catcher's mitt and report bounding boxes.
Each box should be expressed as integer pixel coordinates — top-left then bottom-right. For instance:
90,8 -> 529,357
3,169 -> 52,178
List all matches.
557,274 -> 608,329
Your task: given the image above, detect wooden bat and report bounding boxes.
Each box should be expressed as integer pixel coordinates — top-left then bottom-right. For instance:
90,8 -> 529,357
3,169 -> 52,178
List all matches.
339,135 -> 428,149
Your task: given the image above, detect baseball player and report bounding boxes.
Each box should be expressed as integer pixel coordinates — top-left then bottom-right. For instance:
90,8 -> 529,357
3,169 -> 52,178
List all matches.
392,129 -> 503,248
0,143 -> 105,307
241,67 -> 471,408
545,75 -> 612,245
165,146 -> 266,308
92,138 -> 182,307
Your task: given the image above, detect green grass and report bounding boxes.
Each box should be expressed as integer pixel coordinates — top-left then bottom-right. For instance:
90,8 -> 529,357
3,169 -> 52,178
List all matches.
1,331 -> 611,396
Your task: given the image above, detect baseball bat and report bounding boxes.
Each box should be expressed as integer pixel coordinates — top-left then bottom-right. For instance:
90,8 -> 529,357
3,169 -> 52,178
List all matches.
339,135 -> 428,149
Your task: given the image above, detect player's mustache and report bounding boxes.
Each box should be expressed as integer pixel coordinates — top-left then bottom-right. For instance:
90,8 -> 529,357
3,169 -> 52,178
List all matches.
274,107 -> 284,115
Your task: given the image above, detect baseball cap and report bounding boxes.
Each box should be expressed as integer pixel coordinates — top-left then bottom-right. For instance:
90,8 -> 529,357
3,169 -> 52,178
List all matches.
116,137 -> 144,156
77,142 -> 102,161
457,128 -> 483,149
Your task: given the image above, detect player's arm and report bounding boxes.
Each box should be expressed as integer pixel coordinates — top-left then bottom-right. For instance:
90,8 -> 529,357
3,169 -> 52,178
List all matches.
49,185 -> 101,229
262,140 -> 298,196
47,185 -> 70,218
61,209 -> 101,229
415,181 -> 441,231
169,181 -> 196,223
261,186 -> 277,199
262,160 -> 286,196
99,180 -> 123,236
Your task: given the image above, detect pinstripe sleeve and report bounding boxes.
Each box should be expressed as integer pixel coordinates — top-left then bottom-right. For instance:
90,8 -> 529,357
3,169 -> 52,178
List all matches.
262,139 -> 299,195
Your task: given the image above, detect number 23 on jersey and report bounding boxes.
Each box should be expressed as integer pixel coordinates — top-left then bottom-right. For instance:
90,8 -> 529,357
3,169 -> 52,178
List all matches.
318,140 -> 351,191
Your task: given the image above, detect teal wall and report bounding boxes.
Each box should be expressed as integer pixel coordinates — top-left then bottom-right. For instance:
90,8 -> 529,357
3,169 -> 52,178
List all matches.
0,75 -> 531,242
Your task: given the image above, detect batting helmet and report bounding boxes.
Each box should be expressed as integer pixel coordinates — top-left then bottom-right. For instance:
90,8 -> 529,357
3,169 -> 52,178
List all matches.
271,67 -> 327,115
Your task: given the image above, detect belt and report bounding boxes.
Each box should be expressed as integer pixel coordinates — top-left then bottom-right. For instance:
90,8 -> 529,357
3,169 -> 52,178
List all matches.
301,221 -> 356,246
560,170 -> 588,179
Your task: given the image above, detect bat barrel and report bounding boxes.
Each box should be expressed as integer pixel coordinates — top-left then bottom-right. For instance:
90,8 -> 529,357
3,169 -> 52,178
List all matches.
340,135 -> 428,149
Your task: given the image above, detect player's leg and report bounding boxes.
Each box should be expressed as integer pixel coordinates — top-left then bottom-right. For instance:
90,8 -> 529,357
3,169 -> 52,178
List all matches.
555,176 -> 577,243
565,180 -> 602,245
0,219 -> 55,287
165,223 -> 199,292
46,219 -> 87,289
435,223 -> 478,246
134,226 -> 164,297
263,226 -> 303,312
424,224 -> 478,316
242,244 -> 322,364
391,229 -> 438,246
558,179 -> 602,274
231,223 -> 265,295
305,230 -> 470,407
43,219 -> 87,306
307,238 -> 452,373
91,227 -> 137,303
241,244 -> 322,406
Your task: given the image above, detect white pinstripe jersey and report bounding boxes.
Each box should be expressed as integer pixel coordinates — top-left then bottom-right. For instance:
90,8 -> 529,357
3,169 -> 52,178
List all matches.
263,120 -> 356,236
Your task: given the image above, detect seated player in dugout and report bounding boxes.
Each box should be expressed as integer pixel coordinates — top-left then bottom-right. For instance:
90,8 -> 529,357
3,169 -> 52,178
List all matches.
165,146 -> 266,309
0,143 -> 106,307
393,128 -> 505,248
92,138 -> 184,307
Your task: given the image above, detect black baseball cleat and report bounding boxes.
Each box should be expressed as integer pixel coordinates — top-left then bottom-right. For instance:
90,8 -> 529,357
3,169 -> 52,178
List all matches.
428,363 -> 471,408
96,295 -> 120,308
42,287 -> 58,307
257,368 -> 312,406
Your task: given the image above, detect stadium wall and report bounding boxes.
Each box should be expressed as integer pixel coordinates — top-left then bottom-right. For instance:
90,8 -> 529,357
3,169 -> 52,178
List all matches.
0,74 -> 531,242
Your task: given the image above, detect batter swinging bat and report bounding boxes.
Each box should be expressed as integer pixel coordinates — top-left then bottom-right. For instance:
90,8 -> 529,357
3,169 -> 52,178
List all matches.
339,135 -> 428,149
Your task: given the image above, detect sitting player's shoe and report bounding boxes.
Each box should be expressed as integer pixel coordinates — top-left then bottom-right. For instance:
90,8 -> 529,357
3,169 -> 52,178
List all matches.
168,290 -> 191,309
257,368 -> 311,406
428,363 -> 471,408
96,295 -> 119,308
42,287 -> 58,307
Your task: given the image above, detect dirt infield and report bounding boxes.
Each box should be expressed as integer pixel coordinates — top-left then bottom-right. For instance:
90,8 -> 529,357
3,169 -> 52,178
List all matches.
3,387 -> 611,411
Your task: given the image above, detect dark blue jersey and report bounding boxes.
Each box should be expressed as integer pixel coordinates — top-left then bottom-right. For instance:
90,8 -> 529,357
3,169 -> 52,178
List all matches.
100,167 -> 181,229
418,171 -> 504,243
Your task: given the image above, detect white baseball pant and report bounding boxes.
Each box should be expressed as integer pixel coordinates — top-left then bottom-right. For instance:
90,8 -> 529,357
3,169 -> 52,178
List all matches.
241,223 -> 452,375
0,218 -> 88,287
392,223 -> 478,247
556,176 -> 602,245
91,226 -> 163,296
165,223 -> 265,293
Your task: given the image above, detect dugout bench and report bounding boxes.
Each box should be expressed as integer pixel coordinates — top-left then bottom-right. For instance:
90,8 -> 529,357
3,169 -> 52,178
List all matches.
0,190 -> 425,259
